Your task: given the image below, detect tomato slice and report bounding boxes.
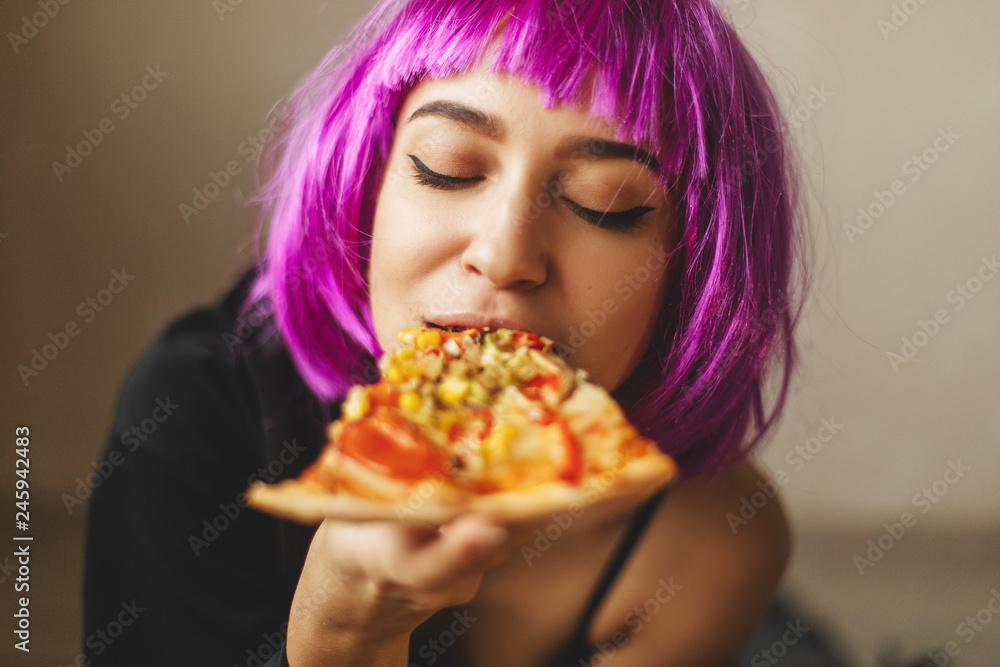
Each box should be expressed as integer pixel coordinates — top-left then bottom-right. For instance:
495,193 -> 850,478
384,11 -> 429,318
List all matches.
474,408 -> 492,441
340,409 -> 450,480
367,383 -> 400,409
526,408 -> 581,483
512,331 -> 547,350
522,373 -> 560,401
556,418 -> 582,484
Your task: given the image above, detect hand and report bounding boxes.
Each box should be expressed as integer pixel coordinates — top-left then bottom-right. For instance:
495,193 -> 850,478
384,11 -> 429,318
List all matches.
286,512 -> 527,667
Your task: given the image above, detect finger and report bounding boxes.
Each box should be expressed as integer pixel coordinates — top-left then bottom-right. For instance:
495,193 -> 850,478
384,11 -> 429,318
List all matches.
402,514 -> 511,588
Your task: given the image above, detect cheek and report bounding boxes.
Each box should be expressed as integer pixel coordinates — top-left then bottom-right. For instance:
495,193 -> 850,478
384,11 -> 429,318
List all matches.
367,191 -> 470,348
564,241 -> 669,389
370,200 -> 434,294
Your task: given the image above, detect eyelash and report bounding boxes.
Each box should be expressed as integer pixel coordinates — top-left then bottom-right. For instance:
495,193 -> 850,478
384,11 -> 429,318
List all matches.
407,154 -> 654,232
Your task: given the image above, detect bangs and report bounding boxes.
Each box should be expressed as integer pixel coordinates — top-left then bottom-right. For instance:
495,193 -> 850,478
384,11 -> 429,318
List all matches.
375,0 -> 677,183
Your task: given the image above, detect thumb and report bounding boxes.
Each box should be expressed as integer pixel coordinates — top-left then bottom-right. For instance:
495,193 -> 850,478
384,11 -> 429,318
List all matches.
407,514 -> 510,587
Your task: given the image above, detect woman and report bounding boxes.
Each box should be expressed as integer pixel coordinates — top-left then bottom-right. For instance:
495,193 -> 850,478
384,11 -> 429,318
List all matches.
84,0 -> 802,664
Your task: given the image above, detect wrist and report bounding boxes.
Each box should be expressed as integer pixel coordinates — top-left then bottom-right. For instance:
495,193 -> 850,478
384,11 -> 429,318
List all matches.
286,623 -> 410,667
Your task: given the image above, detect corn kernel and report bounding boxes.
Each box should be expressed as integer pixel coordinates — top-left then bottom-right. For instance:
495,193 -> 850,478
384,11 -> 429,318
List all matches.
399,391 -> 422,413
385,366 -> 404,384
343,388 -> 370,421
416,329 -> 442,348
437,377 -> 469,405
398,327 -> 421,344
438,411 -> 460,430
483,422 -> 517,462
497,423 -> 518,448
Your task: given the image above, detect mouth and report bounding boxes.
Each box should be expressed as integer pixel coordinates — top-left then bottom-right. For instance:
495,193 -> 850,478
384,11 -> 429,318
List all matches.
426,323 -> 473,333
424,314 -> 535,334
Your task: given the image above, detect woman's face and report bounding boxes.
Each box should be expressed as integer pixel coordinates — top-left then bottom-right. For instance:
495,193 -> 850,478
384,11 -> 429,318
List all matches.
368,57 -> 676,392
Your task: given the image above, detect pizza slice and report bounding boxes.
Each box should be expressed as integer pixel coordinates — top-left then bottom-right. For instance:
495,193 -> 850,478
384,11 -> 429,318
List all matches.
246,327 -> 677,524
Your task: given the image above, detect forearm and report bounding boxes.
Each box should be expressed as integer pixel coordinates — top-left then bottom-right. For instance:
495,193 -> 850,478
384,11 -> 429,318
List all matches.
284,550 -> 423,667
286,623 -> 411,667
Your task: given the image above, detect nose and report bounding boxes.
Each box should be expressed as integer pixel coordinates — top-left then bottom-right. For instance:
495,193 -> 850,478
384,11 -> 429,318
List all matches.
460,179 -> 550,290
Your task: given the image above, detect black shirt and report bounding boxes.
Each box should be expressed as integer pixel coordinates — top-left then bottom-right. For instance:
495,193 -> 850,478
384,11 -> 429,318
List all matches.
83,269 -> 665,666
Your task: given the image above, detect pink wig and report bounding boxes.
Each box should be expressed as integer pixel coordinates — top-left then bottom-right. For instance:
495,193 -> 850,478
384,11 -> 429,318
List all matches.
246,0 -> 805,477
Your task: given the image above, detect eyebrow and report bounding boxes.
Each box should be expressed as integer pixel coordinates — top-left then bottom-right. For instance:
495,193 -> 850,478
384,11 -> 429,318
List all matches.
407,100 -> 661,174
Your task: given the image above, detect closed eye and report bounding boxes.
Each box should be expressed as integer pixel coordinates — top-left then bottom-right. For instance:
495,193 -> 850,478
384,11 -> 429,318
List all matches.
559,199 -> 655,232
408,154 -> 483,190
407,154 -> 654,232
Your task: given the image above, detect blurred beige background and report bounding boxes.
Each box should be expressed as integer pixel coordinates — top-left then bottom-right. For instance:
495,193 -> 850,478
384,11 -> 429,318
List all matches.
1,0 -> 998,664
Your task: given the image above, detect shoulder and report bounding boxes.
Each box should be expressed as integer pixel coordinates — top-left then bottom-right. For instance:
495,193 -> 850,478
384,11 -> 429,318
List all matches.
660,459 -> 792,585
110,301 -> 264,466
599,460 -> 791,665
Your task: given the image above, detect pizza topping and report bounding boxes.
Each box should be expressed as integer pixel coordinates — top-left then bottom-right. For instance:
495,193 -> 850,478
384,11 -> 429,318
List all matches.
415,329 -> 442,348
342,386 -> 370,421
314,326 -> 656,494
378,328 -> 584,486
555,417 -> 582,483
436,376 -> 470,405
522,372 -> 560,403
340,408 -> 451,481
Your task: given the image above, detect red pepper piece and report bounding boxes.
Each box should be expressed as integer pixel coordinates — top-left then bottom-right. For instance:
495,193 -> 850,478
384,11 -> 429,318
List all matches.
339,408 -> 450,481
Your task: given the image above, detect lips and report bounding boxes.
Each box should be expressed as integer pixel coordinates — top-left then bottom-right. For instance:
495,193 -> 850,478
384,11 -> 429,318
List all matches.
426,324 -> 470,333
424,313 -> 535,334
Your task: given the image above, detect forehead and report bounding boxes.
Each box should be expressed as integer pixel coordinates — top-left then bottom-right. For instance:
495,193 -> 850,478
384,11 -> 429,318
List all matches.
396,58 -> 660,172
400,58 -> 609,132
399,62 -> 660,175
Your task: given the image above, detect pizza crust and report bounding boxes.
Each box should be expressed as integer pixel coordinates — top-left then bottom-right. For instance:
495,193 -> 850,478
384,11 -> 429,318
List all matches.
246,452 -> 677,525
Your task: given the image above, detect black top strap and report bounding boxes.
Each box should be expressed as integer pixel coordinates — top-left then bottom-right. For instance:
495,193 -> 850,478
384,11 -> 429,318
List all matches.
569,486 -> 670,645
